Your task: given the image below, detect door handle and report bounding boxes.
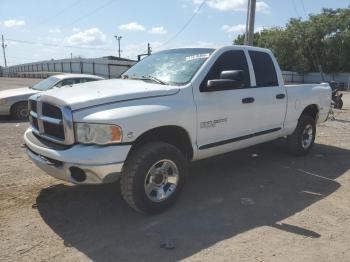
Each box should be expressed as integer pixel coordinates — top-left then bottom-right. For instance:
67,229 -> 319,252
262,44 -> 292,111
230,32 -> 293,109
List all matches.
242,97 -> 255,104
276,94 -> 285,99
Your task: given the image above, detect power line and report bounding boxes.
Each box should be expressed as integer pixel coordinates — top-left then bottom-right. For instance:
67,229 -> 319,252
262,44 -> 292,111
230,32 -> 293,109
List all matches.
161,0 -> 207,47
291,0 -> 301,18
5,37 -> 115,51
290,0 -> 320,74
36,0 -> 84,26
60,0 -> 117,29
300,0 -> 308,18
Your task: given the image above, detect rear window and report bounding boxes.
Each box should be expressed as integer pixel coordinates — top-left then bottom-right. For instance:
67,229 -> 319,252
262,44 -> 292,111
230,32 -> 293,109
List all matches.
249,51 -> 278,87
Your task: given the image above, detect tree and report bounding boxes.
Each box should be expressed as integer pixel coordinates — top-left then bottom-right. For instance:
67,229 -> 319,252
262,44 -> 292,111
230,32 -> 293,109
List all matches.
234,7 -> 350,73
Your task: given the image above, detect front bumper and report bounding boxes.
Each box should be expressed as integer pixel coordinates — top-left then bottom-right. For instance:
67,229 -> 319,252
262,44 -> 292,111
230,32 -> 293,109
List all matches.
24,128 -> 132,184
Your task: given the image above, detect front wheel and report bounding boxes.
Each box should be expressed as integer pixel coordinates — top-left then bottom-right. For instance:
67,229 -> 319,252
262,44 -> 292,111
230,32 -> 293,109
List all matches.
11,102 -> 29,120
287,115 -> 316,156
120,142 -> 187,213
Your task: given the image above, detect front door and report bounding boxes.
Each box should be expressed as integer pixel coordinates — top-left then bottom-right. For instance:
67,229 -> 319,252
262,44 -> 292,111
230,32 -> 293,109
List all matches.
193,49 -> 258,158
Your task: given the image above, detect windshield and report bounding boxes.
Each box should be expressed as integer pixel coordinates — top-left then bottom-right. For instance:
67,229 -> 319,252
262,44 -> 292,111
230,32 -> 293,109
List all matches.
31,76 -> 60,91
123,48 -> 215,85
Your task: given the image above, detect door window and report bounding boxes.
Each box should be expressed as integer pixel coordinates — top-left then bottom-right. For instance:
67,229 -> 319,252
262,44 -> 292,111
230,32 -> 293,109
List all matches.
249,51 -> 278,87
79,78 -> 96,83
59,78 -> 79,87
200,50 -> 250,91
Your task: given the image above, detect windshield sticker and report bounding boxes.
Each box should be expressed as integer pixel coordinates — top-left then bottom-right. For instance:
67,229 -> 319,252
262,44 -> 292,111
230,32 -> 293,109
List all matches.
185,53 -> 210,61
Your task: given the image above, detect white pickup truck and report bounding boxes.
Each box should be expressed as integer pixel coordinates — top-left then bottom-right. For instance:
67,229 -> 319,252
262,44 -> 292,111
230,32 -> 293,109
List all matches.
24,46 -> 331,213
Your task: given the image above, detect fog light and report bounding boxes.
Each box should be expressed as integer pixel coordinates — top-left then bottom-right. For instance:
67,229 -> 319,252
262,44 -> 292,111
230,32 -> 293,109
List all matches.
70,167 -> 86,182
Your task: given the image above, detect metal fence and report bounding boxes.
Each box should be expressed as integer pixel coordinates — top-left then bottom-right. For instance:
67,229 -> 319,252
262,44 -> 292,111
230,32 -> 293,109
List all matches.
0,58 -> 136,79
282,71 -> 350,90
1,61 -> 350,91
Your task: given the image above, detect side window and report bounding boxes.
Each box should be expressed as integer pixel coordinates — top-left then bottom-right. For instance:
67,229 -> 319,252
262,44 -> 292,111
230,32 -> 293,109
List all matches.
79,78 -> 97,83
249,51 -> 278,87
200,50 -> 250,91
60,78 -> 76,86
53,81 -> 62,88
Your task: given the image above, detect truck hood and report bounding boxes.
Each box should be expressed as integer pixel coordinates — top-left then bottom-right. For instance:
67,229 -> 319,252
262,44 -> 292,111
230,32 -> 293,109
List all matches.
39,79 -> 180,111
0,87 -> 38,99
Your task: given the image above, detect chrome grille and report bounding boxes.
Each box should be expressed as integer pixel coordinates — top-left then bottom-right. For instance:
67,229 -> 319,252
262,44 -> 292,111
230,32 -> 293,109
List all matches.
29,97 -> 74,145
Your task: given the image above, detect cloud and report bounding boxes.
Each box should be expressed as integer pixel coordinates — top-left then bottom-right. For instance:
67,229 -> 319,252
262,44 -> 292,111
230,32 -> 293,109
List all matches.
256,1 -> 270,14
66,27 -> 107,46
119,22 -> 145,31
48,28 -> 61,33
222,24 -> 266,34
192,0 -> 270,14
72,27 -> 80,32
221,24 -> 246,33
149,26 -> 168,34
3,19 -> 26,28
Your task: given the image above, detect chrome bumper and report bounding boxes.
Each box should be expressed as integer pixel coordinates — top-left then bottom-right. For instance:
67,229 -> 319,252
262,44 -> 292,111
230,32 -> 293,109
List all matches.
24,128 -> 131,184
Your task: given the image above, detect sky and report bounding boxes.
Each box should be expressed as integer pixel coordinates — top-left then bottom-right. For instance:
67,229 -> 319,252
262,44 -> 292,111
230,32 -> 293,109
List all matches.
0,0 -> 348,66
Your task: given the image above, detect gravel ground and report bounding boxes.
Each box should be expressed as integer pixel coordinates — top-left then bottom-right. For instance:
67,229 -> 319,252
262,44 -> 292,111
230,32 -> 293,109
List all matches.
0,77 -> 349,262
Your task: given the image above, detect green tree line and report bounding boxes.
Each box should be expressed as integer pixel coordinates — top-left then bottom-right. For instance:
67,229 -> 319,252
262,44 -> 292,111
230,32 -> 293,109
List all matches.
234,7 -> 350,74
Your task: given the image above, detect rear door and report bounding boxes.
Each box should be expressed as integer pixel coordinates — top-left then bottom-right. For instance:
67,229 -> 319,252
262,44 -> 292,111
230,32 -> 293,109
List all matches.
247,50 -> 286,135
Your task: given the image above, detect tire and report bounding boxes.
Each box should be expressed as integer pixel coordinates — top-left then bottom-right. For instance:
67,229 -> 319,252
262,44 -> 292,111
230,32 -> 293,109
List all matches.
120,142 -> 187,214
11,102 -> 29,120
287,115 -> 316,156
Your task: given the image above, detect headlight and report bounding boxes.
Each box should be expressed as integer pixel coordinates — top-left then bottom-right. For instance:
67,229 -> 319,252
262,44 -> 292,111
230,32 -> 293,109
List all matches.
0,98 -> 7,105
75,123 -> 122,145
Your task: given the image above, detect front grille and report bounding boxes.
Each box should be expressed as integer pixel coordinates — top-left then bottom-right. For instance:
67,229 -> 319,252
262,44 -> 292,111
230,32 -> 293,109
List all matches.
43,122 -> 65,139
29,98 -> 74,145
42,103 -> 62,119
29,100 -> 37,113
32,117 -> 39,130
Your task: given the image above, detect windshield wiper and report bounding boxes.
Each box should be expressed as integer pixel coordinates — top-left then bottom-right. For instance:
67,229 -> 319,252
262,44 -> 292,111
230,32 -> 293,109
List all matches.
140,75 -> 167,85
127,75 -> 167,85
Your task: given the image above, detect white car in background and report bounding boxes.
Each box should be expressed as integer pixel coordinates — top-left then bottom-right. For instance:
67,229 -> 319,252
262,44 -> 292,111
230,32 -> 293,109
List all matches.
0,74 -> 104,120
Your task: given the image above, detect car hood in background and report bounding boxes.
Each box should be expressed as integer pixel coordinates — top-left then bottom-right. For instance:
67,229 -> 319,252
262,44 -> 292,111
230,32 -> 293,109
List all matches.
0,87 -> 38,99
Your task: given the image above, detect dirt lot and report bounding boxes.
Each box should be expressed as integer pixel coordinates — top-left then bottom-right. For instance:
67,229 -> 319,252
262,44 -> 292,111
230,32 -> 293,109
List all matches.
0,77 -> 349,262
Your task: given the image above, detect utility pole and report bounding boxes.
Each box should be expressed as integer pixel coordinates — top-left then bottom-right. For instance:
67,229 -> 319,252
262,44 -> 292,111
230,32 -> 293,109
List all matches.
147,43 -> 152,55
114,35 -> 122,58
1,35 -> 7,68
244,0 -> 256,46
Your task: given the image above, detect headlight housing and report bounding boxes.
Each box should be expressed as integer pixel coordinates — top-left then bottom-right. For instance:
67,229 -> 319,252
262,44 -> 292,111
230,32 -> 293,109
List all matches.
75,123 -> 122,145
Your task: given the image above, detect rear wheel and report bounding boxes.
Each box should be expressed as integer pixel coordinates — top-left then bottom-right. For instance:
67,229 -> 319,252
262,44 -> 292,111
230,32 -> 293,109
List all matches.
120,142 -> 187,213
336,99 -> 343,109
11,102 -> 29,120
287,115 -> 316,156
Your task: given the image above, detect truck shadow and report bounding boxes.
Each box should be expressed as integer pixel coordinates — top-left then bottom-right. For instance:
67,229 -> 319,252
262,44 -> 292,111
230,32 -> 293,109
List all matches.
36,142 -> 349,262
0,115 -> 28,123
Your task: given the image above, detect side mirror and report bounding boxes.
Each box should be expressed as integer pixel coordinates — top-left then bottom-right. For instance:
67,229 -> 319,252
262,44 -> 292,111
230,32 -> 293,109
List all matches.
203,70 -> 245,92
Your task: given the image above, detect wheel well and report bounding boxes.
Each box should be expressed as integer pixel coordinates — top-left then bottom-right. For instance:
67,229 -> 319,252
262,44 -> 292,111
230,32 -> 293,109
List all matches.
130,126 -> 194,160
300,104 -> 319,120
10,101 -> 28,114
